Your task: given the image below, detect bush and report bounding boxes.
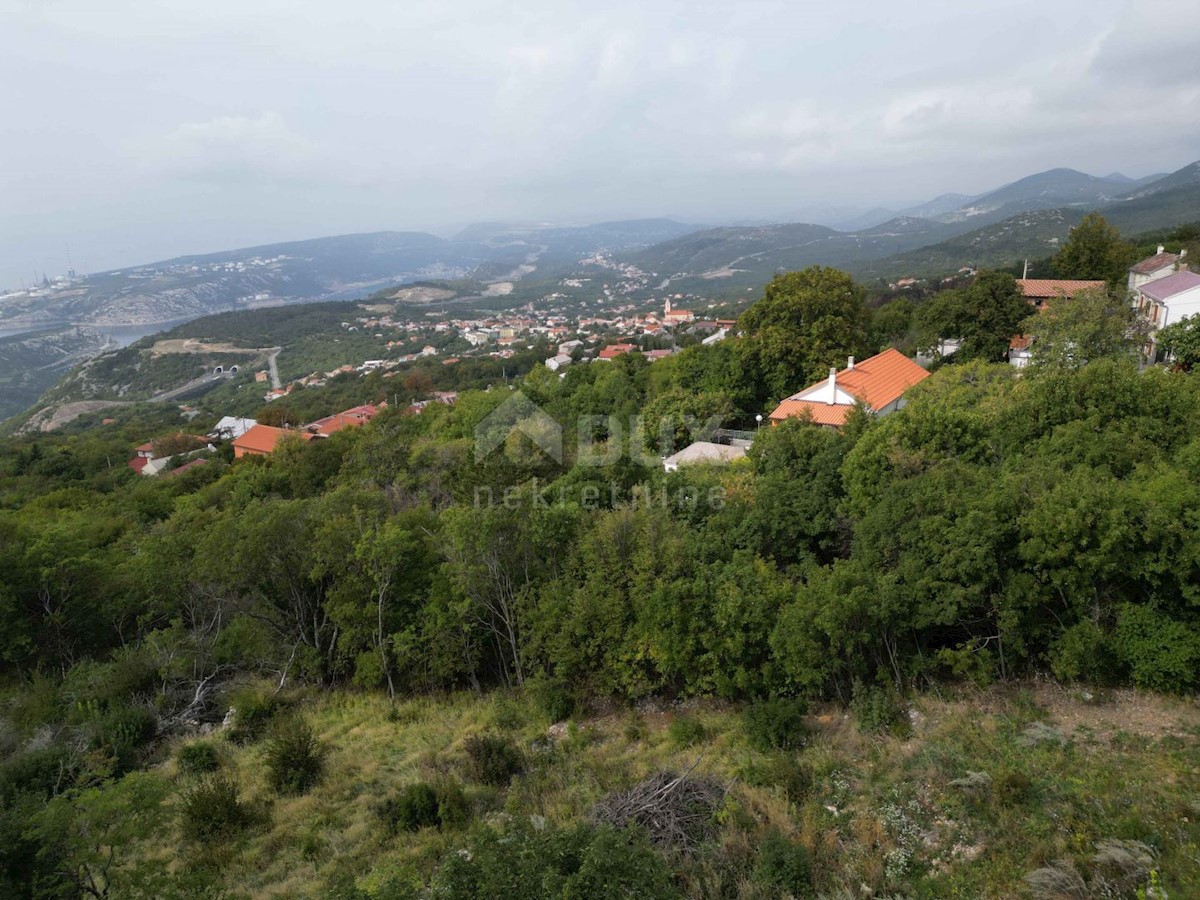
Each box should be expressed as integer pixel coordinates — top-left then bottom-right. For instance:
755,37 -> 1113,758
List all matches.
462,734 -> 524,786
435,779 -> 472,829
177,741 -> 221,775
993,767 -> 1034,807
753,829 -> 814,898
430,821 -> 679,898
226,686 -> 279,744
180,774 -> 253,843
377,779 -> 471,833
743,698 -> 809,751
526,673 -> 576,722
1112,603 -> 1200,692
668,716 -> 707,748
850,681 -> 908,735
265,718 -> 327,795
380,783 -> 440,832
93,703 -> 157,772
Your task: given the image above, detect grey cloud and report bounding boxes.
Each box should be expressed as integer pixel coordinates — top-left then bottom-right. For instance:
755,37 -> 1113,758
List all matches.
1,0 -> 1197,283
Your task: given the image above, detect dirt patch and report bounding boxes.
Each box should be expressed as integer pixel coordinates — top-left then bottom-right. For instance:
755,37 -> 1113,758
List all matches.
23,400 -> 128,433
1031,682 -> 1200,741
916,681 -> 1200,742
391,286 -> 456,304
148,339 -> 267,357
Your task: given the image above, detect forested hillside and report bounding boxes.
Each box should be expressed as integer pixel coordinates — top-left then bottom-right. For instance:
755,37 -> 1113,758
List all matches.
2,262 -> 1199,898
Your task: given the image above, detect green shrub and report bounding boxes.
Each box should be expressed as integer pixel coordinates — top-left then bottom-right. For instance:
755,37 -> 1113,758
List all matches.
1112,603 -> 1200,692
753,829 -> 814,898
526,673 -> 576,722
226,686 -> 279,744
93,703 -> 157,772
0,746 -> 76,804
492,702 -> 523,732
177,741 -> 221,775
430,821 -> 679,898
264,718 -> 326,795
435,779 -> 472,829
993,767 -> 1034,807
180,774 -> 253,843
623,714 -> 647,743
850,681 -> 908,735
668,716 -> 707,748
379,783 -> 440,832
766,755 -> 813,803
377,779 -> 472,833
462,734 -> 524,786
743,698 -> 809,751
1050,620 -> 1116,683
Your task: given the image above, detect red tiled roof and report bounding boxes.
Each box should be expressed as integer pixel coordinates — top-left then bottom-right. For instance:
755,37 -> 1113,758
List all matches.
598,343 -> 636,359
305,404 -> 379,435
1017,279 -> 1105,299
1130,251 -> 1180,275
232,424 -> 315,455
769,348 -> 930,424
768,400 -> 854,427
128,456 -> 150,474
1009,334 -> 1032,351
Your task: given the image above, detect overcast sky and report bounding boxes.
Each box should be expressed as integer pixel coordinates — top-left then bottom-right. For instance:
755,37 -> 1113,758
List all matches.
2,0 -> 1198,286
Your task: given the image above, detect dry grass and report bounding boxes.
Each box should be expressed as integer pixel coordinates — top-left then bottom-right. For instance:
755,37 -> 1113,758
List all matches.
133,682 -> 1200,898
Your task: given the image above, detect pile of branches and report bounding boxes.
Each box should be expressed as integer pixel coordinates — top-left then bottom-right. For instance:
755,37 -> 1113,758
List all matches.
591,766 -> 726,852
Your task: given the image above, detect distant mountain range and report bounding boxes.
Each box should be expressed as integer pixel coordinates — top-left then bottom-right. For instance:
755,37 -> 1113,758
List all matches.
625,159 -> 1200,289
1,159 -> 1196,337
0,220 -> 699,332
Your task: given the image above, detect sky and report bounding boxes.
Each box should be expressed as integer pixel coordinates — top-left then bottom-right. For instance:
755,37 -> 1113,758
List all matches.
2,0 -> 1198,286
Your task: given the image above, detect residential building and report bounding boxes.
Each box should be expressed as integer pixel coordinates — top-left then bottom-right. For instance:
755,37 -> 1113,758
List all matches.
232,425 -> 315,458
1006,279 -> 1107,366
1016,279 -> 1106,308
1128,245 -> 1188,293
305,404 -> 381,437
768,349 -> 930,428
545,354 -> 573,372
597,343 -> 636,360
1133,270 -> 1200,357
209,416 -> 258,441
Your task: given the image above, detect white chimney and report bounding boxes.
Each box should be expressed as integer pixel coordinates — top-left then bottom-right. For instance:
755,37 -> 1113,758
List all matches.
847,356 -> 855,369
1157,245 -> 1165,255
826,367 -> 837,405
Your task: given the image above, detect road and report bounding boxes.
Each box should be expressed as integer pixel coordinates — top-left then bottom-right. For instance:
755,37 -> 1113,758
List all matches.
267,348 -> 282,390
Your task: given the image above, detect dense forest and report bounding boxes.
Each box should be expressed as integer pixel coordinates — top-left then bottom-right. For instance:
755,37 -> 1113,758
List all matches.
3,226 -> 1200,897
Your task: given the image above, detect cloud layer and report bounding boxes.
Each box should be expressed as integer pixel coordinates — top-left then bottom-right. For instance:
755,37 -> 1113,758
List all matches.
1,0 -> 1198,282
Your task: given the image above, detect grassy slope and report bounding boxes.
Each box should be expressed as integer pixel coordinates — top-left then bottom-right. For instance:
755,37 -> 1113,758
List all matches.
149,683 -> 1200,898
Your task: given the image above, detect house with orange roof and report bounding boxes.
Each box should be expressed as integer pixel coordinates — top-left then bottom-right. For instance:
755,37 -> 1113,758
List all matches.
1007,279 -> 1107,367
304,404 -> 380,437
232,424 -> 316,458
597,343 -> 637,360
1016,279 -> 1106,309
768,349 -> 930,428
663,298 -> 694,324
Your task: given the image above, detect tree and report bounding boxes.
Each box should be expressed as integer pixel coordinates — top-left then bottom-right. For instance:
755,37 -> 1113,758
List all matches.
1023,286 -> 1144,369
737,267 -> 872,402
1053,212 -> 1135,285
1156,314 -> 1200,370
917,271 -> 1031,362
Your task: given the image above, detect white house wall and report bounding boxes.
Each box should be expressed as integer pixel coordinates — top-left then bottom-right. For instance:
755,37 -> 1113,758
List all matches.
1160,287 -> 1200,329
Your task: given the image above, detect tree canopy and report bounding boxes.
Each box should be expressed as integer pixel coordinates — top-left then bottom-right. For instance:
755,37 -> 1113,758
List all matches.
1053,212 -> 1136,285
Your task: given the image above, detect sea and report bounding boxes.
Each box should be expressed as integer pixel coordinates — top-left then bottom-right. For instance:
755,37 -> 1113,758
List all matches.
0,320 -> 191,347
